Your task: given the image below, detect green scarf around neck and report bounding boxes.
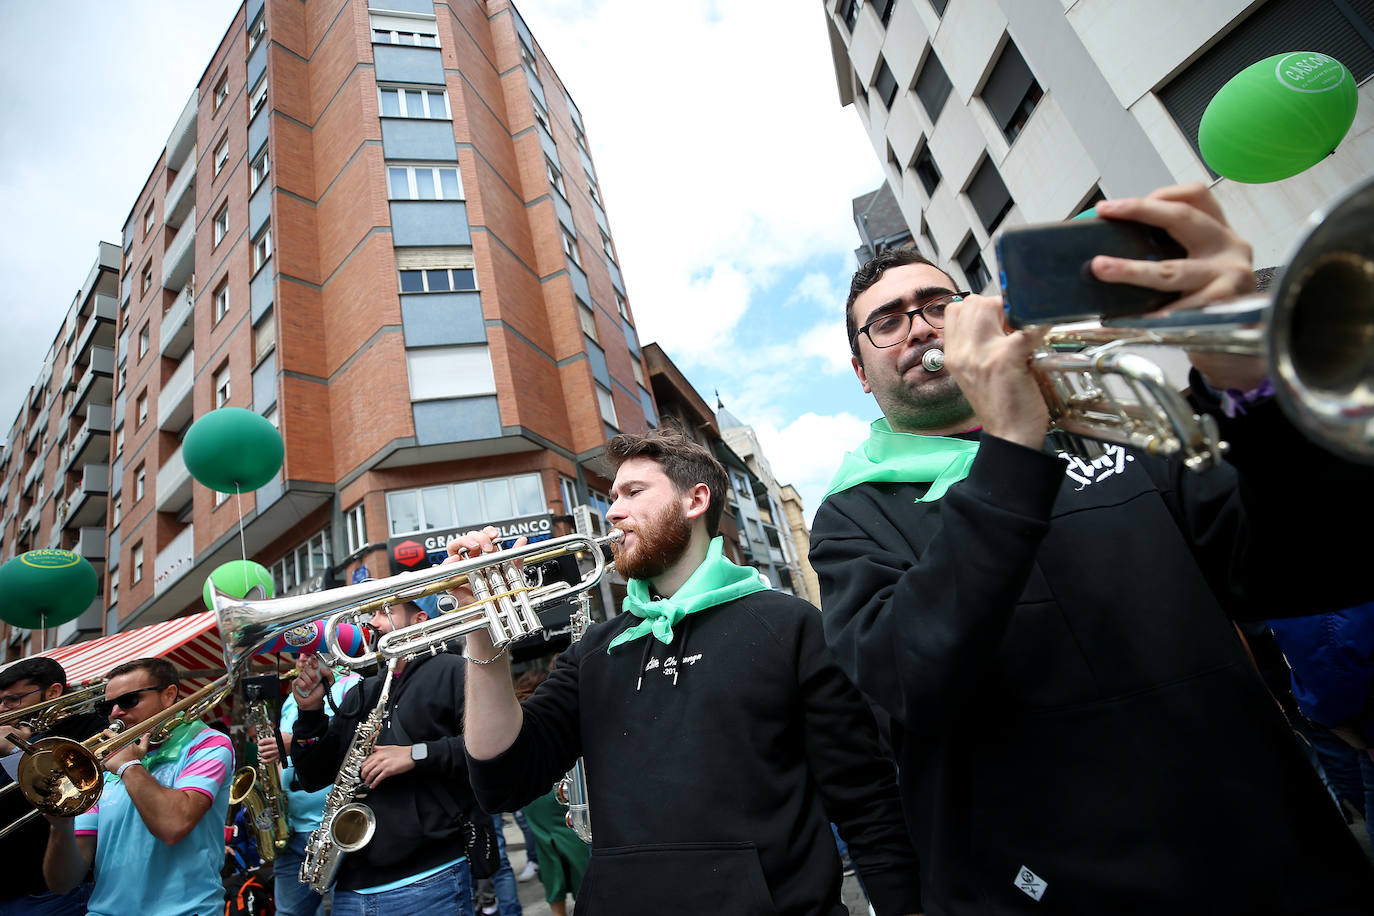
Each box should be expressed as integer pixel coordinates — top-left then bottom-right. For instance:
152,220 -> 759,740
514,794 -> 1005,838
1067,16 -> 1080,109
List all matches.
112,719 -> 208,780
824,418 -> 980,502
608,536 -> 768,653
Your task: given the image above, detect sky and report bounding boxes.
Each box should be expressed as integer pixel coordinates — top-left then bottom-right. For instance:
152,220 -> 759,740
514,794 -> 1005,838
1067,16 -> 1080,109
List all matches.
0,0 -> 887,524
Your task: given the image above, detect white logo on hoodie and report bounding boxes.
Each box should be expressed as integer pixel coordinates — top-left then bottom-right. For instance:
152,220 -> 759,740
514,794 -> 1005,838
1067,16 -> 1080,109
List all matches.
1057,444 -> 1134,490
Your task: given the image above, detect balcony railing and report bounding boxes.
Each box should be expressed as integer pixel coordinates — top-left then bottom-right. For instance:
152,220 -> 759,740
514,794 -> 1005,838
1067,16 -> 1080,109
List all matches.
158,353 -> 194,432
166,149 -> 196,229
161,207 -> 195,291
160,283 -> 194,359
156,444 -> 192,513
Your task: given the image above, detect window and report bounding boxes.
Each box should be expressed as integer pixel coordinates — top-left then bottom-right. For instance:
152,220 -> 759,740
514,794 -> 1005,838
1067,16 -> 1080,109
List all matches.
137,324 -> 149,358
967,157 -> 1014,234
875,0 -> 897,26
546,157 -> 565,197
378,87 -> 448,119
247,14 -> 265,53
143,206 -> 155,235
631,358 -> 645,387
596,385 -> 618,427
559,476 -> 582,513
957,237 -> 992,292
519,38 -> 537,71
250,148 -> 270,192
387,165 -> 463,200
579,303 -> 599,342
873,59 -> 899,109
111,497 -> 121,528
252,226 -> 272,273
250,79 -> 268,118
914,51 -> 953,122
839,0 -> 859,32
573,122 -> 590,154
254,314 -> 276,365
215,364 -> 231,407
600,231 -> 616,264
213,72 -> 228,112
372,28 -> 438,46
914,143 -> 941,196
982,38 -> 1042,144
136,392 -> 148,427
560,226 -> 580,267
134,464 -> 146,502
114,426 -> 123,458
140,262 -> 153,295
213,204 -> 229,246
397,267 -> 477,293
344,503 -> 367,555
531,98 -> 551,133
615,291 -> 629,319
213,135 -> 229,176
406,346 -> 495,400
587,175 -> 603,208
271,529 -> 332,595
109,569 -> 119,607
386,472 -> 545,536
132,542 -> 144,583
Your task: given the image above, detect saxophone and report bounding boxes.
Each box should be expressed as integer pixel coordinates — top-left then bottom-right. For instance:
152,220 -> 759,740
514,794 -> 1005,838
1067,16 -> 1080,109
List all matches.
300,660 -> 398,893
554,592 -> 594,843
229,699 -> 291,861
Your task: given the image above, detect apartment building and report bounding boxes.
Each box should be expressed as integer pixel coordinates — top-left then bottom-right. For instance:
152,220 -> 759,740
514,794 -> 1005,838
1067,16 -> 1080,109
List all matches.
825,0 -> 1374,288
2,0 -> 656,656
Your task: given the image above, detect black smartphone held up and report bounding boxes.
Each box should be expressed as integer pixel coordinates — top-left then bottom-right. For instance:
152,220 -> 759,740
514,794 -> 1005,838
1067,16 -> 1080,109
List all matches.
997,218 -> 1187,328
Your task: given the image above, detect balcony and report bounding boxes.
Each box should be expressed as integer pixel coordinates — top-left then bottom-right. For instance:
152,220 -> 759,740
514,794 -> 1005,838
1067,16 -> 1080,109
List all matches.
161,206 -> 195,291
156,444 -> 192,513
68,403 -> 112,469
74,295 -> 117,364
166,149 -> 196,230
160,283 -> 194,359
76,526 -> 107,561
166,88 -> 198,174
62,463 -> 109,530
153,524 -> 195,597
19,503 -> 38,538
71,346 -> 115,418
158,353 -> 194,432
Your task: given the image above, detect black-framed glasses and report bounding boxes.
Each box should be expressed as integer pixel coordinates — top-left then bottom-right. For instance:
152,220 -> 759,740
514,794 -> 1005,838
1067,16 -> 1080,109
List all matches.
95,685 -> 167,717
853,292 -> 969,348
0,685 -> 43,709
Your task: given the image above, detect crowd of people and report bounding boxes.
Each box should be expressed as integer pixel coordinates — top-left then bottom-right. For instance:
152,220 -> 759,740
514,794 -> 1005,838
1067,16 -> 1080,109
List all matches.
0,180 -> 1371,915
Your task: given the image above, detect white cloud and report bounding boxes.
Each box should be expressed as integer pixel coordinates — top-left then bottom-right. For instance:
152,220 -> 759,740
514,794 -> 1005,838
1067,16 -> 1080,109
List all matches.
752,411 -> 874,524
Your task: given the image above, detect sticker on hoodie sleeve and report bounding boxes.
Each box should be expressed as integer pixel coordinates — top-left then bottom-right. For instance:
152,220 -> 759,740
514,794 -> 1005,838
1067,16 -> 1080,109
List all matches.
1014,865 -> 1047,901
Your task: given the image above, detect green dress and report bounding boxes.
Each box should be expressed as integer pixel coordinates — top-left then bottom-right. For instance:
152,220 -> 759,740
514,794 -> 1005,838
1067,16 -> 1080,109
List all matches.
522,786 -> 591,903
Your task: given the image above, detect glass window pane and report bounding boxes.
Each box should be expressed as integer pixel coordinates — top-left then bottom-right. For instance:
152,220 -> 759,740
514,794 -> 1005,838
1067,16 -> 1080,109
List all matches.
404,90 -> 424,116
414,169 -> 436,199
482,479 -> 514,521
453,481 -> 481,527
452,269 -> 476,291
421,486 -> 454,530
428,92 -> 447,118
388,168 -> 410,199
310,533 -> 328,573
425,269 -> 451,292
380,89 -> 401,117
439,169 -> 460,200
399,270 -> 425,293
388,491 -> 420,535
373,29 -> 390,43
512,474 -> 543,516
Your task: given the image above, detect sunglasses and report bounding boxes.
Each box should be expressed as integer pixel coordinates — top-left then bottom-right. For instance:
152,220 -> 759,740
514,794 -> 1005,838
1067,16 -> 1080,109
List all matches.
95,685 -> 167,717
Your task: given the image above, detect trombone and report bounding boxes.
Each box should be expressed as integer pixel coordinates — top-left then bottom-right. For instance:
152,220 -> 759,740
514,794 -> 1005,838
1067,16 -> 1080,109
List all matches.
0,680 -> 106,732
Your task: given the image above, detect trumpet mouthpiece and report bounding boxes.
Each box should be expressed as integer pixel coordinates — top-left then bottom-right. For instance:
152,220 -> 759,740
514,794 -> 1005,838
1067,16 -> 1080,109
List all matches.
922,349 -> 945,372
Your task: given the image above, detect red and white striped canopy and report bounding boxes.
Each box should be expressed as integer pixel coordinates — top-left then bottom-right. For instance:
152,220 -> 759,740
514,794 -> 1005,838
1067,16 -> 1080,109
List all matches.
39,610 -> 225,689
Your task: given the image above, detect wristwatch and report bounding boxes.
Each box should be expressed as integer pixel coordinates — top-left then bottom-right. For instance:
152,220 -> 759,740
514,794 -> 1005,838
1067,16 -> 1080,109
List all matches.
410,742 -> 428,762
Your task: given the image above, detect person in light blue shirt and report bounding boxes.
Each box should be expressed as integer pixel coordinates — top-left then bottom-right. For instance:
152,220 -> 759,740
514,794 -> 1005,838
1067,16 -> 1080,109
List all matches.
43,658 -> 234,916
257,663 -> 361,916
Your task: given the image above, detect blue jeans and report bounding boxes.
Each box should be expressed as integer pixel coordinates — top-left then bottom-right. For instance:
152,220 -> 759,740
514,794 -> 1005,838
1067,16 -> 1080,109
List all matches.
0,883 -> 91,916
274,832 -> 326,916
489,813 -> 522,915
332,862 -> 473,916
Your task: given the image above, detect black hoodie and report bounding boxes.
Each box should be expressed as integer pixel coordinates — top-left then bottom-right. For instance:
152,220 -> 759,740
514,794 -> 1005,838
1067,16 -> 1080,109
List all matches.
291,650 -> 476,891
466,587 -> 921,916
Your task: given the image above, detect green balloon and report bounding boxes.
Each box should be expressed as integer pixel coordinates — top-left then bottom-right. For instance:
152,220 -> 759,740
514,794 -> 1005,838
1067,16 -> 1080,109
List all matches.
1199,51 -> 1358,183
202,560 -> 275,611
0,549 -> 99,629
182,408 -> 284,494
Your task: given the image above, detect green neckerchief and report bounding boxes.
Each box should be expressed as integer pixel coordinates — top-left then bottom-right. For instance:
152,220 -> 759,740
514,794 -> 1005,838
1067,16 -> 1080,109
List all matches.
608,536 -> 768,653
824,418 -> 980,502
112,719 -> 208,780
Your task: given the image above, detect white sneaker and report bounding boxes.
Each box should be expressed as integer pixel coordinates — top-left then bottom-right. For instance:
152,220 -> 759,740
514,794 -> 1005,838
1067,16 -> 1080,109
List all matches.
517,860 -> 539,882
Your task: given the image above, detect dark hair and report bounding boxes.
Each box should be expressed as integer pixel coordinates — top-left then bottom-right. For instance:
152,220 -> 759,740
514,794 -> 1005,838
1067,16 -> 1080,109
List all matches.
846,248 -> 953,361
606,430 -> 728,536
0,657 -> 68,693
513,668 -> 548,701
107,657 -> 179,689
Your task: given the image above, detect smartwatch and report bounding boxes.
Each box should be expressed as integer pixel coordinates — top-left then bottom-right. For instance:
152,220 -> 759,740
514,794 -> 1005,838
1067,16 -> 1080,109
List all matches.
410,743 -> 429,762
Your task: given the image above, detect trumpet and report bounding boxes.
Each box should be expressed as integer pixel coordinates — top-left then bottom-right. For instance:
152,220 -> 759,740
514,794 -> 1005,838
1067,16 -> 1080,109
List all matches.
0,680 -> 106,732
215,531 -> 622,672
927,172 -> 1374,470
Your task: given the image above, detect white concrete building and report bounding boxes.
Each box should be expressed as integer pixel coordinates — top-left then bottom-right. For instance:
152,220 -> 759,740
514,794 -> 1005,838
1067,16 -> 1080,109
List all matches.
824,0 -> 1374,284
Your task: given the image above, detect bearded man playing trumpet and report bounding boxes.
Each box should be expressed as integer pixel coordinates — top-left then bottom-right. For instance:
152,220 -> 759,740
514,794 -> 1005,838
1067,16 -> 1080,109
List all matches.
41,658 -> 234,916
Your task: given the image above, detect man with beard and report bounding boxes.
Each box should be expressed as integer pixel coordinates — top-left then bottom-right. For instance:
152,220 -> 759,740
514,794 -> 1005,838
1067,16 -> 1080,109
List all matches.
453,430 -> 921,916
810,184 -> 1374,912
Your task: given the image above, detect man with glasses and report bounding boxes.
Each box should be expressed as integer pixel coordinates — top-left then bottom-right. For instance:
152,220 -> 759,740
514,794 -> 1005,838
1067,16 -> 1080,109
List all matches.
41,658 -> 234,916
811,185 -> 1374,912
0,658 -> 107,915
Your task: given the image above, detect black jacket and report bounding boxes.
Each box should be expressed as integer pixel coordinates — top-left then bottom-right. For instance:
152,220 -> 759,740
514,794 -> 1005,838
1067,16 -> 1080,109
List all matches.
291,651 -> 476,891
0,710 -> 107,900
466,587 -> 921,916
811,389 -> 1374,914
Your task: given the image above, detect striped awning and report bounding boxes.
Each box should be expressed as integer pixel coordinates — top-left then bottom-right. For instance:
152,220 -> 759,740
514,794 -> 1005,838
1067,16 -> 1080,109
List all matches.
39,610 -> 225,689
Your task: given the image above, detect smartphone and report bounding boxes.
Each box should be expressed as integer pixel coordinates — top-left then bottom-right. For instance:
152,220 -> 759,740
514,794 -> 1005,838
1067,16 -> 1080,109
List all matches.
997,218 -> 1186,328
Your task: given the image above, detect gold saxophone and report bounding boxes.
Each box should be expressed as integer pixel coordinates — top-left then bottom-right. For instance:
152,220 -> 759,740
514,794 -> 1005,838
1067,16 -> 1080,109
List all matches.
299,659 -> 398,893
229,698 -> 291,861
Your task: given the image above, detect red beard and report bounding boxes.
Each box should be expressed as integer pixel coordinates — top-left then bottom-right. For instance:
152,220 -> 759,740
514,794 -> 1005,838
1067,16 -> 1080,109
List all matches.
612,500 -> 691,581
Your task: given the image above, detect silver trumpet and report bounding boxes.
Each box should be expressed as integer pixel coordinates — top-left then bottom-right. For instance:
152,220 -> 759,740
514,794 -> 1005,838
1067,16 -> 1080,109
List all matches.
214,531 -> 623,672
924,172 -> 1374,470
